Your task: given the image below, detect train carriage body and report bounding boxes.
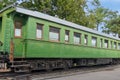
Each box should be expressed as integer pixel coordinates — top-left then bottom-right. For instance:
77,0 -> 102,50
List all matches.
0,5 -> 120,72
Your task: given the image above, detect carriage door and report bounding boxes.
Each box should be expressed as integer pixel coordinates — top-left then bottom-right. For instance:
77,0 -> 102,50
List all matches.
14,21 -> 24,58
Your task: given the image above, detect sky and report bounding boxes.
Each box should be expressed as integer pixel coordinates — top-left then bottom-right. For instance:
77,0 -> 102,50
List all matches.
87,0 -> 120,33
99,0 -> 120,13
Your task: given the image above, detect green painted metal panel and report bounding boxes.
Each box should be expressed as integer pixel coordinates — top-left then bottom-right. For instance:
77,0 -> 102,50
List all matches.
0,7 -> 15,52
0,18 -> 2,51
14,39 -> 23,57
1,15 -> 7,52
25,40 -> 120,58
4,19 -> 12,52
23,16 -> 120,59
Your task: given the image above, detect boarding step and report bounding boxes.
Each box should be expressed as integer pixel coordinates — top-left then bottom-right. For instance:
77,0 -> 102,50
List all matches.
13,65 -> 31,73
10,61 -> 31,72
14,70 -> 30,73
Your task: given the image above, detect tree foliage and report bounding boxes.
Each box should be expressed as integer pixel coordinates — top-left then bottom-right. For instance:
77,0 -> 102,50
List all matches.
104,15 -> 120,36
86,0 -> 117,31
20,0 -> 87,26
0,0 -> 16,10
0,0 -> 120,37
21,0 -> 52,13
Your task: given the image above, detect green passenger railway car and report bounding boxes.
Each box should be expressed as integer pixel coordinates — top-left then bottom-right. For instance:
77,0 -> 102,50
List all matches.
0,5 -> 120,72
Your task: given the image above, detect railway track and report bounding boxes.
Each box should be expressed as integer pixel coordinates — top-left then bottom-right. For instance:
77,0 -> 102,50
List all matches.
1,64 -> 120,80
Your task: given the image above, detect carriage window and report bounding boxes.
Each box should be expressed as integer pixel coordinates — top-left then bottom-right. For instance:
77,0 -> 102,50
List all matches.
74,32 -> 81,44
100,39 -> 103,48
14,21 -> 22,37
92,37 -> 97,47
84,35 -> 88,45
118,43 -> 120,50
49,27 -> 60,41
65,30 -> 69,42
104,40 -> 108,48
110,41 -> 112,49
36,23 -> 43,39
114,42 -> 117,49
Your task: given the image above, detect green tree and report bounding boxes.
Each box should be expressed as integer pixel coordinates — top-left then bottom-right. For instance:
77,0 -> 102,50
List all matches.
86,0 -> 109,30
21,0 -> 52,13
86,0 -> 118,33
102,11 -> 118,34
104,15 -> 120,37
20,0 -> 87,26
52,0 -> 87,25
0,0 -> 87,26
0,0 -> 16,10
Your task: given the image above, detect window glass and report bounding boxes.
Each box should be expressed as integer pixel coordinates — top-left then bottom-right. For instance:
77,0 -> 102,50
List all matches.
92,37 -> 97,47
104,40 -> 108,48
14,21 -> 22,37
118,43 -> 120,50
110,41 -> 112,49
65,30 -> 69,42
49,27 -> 60,41
36,24 -> 43,39
114,42 -> 117,49
84,35 -> 88,45
74,32 -> 81,44
100,39 -> 103,48
15,29 -> 21,36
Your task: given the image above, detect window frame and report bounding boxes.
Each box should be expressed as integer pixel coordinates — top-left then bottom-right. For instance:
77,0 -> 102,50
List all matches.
36,23 -> 43,39
91,36 -> 97,47
118,43 -> 120,50
74,32 -> 81,44
49,26 -> 60,42
84,35 -> 88,45
104,39 -> 109,48
110,41 -> 113,49
114,42 -> 117,49
65,30 -> 70,43
14,21 -> 22,38
100,38 -> 103,48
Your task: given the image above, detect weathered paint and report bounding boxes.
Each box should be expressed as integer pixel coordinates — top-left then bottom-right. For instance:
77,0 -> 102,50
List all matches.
0,7 -> 15,52
25,39 -> 119,58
